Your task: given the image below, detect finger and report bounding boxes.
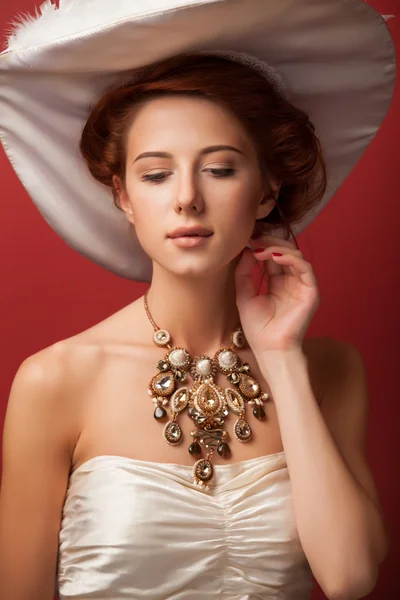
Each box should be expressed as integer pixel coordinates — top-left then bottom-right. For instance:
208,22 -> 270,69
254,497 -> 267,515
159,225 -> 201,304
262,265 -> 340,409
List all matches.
268,252 -> 317,287
235,247 -> 258,306
253,247 -> 303,277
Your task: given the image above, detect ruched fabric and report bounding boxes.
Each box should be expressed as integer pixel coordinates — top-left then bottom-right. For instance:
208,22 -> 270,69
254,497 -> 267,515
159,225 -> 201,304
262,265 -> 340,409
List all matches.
56,452 -> 314,599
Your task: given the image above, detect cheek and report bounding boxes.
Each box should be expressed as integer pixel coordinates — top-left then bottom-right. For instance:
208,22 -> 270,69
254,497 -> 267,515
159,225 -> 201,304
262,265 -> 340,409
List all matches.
126,182 -> 161,229
127,197 -> 162,251
217,189 -> 259,231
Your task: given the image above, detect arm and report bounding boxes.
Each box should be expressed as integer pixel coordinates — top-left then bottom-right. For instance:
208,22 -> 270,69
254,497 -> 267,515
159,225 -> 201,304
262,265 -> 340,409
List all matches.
257,338 -> 389,600
0,347 -> 78,600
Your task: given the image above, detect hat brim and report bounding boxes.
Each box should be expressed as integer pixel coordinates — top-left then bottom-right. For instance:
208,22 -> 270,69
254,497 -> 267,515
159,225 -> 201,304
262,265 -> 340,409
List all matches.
0,0 -> 396,281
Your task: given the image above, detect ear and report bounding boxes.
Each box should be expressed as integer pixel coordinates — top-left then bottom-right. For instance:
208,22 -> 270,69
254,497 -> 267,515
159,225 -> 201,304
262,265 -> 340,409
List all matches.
112,175 -> 134,224
256,176 -> 282,220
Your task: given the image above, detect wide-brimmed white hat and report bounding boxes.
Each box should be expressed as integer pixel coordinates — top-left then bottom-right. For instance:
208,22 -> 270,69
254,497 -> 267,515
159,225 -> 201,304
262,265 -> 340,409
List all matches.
0,0 -> 396,282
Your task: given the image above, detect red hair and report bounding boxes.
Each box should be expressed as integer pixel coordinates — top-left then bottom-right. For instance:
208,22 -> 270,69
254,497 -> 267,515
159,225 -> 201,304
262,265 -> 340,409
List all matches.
80,52 -> 327,248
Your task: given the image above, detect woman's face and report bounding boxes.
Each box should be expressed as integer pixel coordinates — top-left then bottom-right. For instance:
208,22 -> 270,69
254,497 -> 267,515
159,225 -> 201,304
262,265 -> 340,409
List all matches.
114,94 -> 276,278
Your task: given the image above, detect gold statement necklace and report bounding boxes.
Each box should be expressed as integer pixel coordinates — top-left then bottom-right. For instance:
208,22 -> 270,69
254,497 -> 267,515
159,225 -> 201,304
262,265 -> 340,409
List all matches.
144,291 -> 270,487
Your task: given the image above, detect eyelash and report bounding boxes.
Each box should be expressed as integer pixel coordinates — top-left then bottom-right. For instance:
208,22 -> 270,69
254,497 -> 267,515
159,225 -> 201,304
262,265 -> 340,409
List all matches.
141,168 -> 236,183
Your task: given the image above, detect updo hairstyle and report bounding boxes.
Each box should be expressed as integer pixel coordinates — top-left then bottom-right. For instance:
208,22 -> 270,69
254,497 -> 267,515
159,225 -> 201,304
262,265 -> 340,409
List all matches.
79,52 -> 327,248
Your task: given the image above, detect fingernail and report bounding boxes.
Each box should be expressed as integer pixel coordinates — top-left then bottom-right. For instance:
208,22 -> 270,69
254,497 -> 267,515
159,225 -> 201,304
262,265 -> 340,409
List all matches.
272,252 -> 283,256
253,248 -> 264,253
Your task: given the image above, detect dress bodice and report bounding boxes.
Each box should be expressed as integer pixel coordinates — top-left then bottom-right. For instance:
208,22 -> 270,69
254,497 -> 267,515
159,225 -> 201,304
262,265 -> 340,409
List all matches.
56,451 -> 314,599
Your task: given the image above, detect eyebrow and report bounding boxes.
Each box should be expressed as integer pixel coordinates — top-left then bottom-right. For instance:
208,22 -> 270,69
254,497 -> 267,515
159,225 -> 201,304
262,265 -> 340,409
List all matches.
132,145 -> 244,165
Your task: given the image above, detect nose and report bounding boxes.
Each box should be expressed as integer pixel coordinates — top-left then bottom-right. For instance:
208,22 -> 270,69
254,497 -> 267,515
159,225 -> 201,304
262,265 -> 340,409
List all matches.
173,170 -> 204,214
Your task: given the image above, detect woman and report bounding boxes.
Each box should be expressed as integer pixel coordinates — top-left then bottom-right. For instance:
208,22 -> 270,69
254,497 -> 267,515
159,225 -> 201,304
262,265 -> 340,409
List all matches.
0,1 -> 394,599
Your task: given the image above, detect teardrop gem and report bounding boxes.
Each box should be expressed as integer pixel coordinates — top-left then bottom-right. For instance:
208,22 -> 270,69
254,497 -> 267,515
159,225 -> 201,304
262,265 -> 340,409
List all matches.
154,406 -> 167,421
188,441 -> 202,456
253,405 -> 266,420
163,421 -> 183,445
234,418 -> 252,442
194,383 -> 222,415
151,371 -> 175,397
217,442 -> 231,457
171,387 -> 189,413
238,375 -> 260,399
193,458 -> 214,484
225,388 -> 244,415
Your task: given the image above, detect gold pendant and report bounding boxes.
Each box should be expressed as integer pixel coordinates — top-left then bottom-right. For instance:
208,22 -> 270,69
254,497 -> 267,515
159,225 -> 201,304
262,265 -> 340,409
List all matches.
193,454 -> 214,487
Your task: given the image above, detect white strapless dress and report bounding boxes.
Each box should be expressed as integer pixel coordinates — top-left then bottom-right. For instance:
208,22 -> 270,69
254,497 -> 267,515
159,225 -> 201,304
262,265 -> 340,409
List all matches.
56,451 -> 315,599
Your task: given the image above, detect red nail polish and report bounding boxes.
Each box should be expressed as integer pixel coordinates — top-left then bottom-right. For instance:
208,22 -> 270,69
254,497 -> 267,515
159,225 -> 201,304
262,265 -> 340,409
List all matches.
272,252 -> 283,256
253,248 -> 264,253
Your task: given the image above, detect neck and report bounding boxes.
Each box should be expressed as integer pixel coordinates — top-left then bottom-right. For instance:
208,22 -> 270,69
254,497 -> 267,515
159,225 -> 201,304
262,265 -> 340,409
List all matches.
144,259 -> 242,357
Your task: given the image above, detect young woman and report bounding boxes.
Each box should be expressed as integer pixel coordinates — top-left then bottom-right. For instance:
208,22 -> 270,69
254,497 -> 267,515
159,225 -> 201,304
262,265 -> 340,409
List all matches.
0,1 -> 394,599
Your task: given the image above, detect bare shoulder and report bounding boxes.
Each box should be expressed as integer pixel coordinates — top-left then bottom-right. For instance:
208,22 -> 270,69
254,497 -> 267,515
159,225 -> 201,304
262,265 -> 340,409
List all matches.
5,341 -> 86,458
11,341 -> 73,402
0,339 -> 96,598
17,334 -> 100,394
15,297 -> 148,413
16,295 -> 146,393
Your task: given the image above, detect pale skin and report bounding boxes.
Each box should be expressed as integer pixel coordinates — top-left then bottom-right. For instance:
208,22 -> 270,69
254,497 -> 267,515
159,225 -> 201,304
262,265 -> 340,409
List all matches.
0,95 -> 389,600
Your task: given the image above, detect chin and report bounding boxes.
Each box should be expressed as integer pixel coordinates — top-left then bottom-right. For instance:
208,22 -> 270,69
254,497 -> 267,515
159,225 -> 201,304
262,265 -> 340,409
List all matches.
162,255 -> 236,279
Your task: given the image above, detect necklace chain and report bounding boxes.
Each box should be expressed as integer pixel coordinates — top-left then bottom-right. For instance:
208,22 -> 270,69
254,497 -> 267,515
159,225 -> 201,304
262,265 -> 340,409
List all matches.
143,290 -> 160,331
144,289 -> 241,351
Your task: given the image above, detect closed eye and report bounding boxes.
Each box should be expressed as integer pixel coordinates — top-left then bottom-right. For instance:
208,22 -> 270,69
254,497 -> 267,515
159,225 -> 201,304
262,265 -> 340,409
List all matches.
207,168 -> 236,177
141,168 -> 236,183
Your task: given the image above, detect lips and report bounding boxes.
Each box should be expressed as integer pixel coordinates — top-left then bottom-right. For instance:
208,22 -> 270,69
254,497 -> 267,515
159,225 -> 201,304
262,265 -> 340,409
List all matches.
168,226 -> 213,238
179,233 -> 208,237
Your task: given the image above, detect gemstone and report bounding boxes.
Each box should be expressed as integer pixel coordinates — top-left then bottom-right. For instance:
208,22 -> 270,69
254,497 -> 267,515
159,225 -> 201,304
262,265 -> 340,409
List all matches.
197,358 -> 213,376
188,441 -> 202,456
163,421 -> 183,445
239,375 -> 260,399
152,371 -> 175,396
195,383 -> 222,415
217,442 -> 231,457
253,405 -> 266,420
234,418 -> 252,442
232,328 -> 246,348
193,458 -> 214,483
153,329 -> 171,346
169,348 -> 190,368
239,363 -> 250,373
225,388 -> 245,415
157,360 -> 170,371
217,350 -> 237,371
154,406 -> 167,421
171,388 -> 189,413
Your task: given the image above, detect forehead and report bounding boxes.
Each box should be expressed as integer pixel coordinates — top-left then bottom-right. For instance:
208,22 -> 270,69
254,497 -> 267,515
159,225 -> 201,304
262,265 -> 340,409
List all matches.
126,94 -> 253,154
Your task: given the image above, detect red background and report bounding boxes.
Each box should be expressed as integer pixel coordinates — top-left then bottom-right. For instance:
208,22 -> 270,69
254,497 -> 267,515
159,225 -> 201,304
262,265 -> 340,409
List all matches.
0,1 -> 398,598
